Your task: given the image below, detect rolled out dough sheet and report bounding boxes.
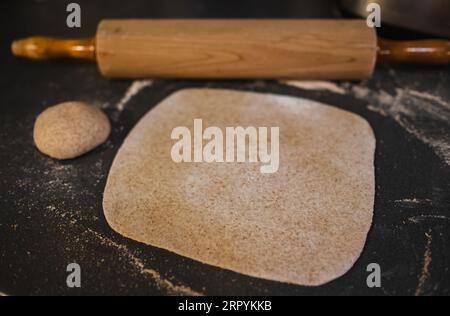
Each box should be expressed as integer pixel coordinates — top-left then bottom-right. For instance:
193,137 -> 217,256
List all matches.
103,89 -> 375,286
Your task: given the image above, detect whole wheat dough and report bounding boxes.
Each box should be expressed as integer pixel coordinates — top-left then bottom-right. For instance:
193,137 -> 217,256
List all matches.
103,89 -> 375,286
34,101 -> 110,159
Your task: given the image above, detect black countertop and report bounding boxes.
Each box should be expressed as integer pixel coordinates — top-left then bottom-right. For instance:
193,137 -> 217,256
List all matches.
0,0 -> 449,296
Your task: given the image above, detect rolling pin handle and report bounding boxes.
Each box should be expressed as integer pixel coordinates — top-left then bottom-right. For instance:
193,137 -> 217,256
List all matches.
11,36 -> 96,61
378,38 -> 450,65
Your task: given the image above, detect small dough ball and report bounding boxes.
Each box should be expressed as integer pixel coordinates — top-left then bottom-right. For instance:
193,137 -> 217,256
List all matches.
34,101 -> 111,159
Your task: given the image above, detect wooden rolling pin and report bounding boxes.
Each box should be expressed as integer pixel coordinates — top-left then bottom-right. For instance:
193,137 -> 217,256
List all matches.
11,19 -> 450,80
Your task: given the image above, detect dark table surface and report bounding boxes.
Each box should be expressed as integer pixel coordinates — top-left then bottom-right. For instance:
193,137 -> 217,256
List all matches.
0,0 -> 449,296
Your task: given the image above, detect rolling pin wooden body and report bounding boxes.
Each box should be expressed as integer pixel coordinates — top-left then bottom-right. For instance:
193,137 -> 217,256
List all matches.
95,19 -> 377,80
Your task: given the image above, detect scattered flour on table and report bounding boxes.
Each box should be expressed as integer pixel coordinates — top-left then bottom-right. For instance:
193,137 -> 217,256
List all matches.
85,228 -> 203,296
408,90 -> 450,109
408,215 -> 450,224
39,200 -> 204,296
280,80 -> 450,166
280,80 -> 346,94
116,80 -> 153,111
349,85 -> 450,166
394,198 -> 432,204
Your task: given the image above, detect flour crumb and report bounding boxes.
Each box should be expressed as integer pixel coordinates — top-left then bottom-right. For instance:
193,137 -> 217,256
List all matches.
281,80 -> 346,95
116,80 -> 153,111
408,215 -> 450,224
351,85 -> 370,99
394,198 -> 431,204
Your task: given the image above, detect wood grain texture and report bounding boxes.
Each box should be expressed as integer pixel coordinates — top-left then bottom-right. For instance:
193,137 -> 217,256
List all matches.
96,19 -> 377,80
